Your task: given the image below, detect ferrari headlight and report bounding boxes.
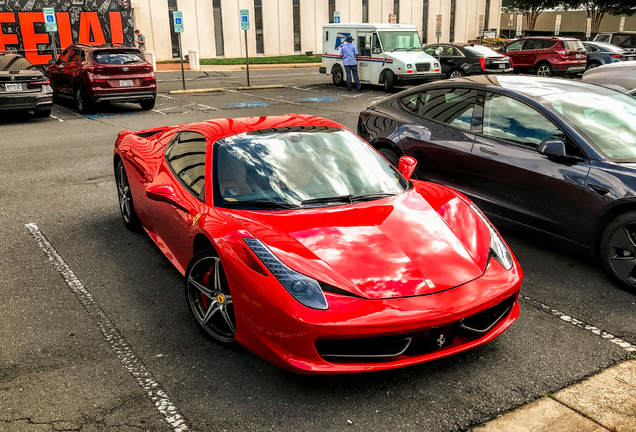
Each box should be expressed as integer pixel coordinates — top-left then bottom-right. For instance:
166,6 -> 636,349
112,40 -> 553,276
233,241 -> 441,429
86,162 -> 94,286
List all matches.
470,204 -> 513,271
243,238 -> 328,310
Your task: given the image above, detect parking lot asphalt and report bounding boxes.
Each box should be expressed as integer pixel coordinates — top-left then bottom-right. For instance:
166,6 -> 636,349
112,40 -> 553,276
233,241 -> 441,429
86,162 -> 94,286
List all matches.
1,68 -> 634,431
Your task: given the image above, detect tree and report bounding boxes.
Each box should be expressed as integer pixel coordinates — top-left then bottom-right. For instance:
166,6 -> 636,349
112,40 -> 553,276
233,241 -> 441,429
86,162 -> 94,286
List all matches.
503,0 -> 562,31
563,1 -> 636,33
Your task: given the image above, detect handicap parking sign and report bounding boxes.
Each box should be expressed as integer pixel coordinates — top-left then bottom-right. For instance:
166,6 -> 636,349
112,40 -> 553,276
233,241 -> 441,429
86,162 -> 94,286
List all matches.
240,9 -> 250,30
43,7 -> 57,32
173,11 -> 184,33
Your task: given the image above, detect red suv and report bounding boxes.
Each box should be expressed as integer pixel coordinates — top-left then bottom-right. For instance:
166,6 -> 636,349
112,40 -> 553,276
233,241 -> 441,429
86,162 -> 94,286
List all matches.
47,44 -> 156,113
501,37 -> 587,77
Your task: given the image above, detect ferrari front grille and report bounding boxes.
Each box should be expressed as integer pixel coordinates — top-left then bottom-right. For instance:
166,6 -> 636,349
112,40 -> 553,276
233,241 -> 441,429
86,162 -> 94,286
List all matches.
316,335 -> 412,360
460,295 -> 516,334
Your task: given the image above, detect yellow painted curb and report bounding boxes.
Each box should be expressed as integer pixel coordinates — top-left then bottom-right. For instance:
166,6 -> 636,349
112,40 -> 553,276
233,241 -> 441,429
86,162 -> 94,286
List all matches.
168,88 -> 223,95
237,85 -> 285,90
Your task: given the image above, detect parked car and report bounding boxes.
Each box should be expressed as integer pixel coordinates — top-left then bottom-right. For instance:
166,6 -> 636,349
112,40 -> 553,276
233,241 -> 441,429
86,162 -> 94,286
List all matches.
582,60 -> 636,92
582,41 -> 636,70
114,114 -> 522,374
358,75 -> 636,290
423,43 -> 513,78
0,52 -> 53,118
47,44 -> 156,113
593,31 -> 636,50
500,36 -> 586,76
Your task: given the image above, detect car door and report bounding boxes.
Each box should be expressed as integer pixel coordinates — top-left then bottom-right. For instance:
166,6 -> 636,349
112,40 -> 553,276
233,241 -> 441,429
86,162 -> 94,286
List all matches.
357,32 -> 373,82
148,131 -> 208,270
468,91 -> 591,240
502,40 -> 525,69
47,48 -> 69,92
60,48 -> 81,94
439,45 -> 467,76
397,87 -> 479,195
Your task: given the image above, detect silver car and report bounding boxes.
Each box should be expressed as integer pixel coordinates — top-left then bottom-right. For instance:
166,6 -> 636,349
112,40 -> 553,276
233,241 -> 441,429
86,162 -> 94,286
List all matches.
582,60 -> 636,93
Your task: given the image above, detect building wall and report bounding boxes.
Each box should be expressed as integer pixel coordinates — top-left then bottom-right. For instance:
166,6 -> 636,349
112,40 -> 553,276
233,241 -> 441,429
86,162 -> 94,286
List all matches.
499,10 -> 636,35
134,0 -> 502,61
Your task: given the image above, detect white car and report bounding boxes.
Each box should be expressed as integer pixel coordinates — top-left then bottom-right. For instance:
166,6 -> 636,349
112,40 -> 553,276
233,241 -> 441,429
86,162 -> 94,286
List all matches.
582,60 -> 636,93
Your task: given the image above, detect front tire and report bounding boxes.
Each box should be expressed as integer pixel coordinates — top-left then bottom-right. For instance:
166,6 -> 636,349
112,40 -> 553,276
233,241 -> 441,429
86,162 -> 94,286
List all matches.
536,63 -> 552,77
115,159 -> 141,231
185,249 -> 237,345
383,71 -> 395,93
601,211 -> 636,291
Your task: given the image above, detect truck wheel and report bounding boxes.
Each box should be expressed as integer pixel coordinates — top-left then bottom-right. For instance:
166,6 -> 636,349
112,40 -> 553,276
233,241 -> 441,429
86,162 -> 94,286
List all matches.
332,65 -> 345,86
383,71 -> 395,93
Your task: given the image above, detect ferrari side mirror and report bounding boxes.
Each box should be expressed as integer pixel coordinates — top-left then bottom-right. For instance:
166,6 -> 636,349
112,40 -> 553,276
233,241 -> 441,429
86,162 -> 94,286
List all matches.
146,184 -> 192,213
398,156 -> 417,180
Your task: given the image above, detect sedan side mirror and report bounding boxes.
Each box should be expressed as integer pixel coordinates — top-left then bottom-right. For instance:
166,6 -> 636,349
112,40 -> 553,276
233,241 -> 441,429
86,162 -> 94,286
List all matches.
398,156 -> 417,180
537,140 -> 567,158
146,184 -> 192,213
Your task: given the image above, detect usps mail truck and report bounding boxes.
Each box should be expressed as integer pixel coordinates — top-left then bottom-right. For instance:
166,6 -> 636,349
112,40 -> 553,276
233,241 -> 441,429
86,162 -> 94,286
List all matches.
319,23 -> 444,92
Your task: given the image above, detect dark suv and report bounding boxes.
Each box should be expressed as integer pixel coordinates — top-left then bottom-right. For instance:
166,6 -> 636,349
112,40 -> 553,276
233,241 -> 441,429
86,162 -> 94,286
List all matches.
501,37 -> 587,76
47,44 -> 156,113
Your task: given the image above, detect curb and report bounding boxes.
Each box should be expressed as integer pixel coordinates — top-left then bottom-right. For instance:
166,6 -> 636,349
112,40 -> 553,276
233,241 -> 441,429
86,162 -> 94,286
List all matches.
168,88 -> 222,95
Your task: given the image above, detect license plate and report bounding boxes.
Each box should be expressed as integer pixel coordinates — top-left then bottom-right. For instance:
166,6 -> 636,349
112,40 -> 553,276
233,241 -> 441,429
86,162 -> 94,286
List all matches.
120,80 -> 134,87
499,63 -> 506,69
576,54 -> 583,59
5,83 -> 22,92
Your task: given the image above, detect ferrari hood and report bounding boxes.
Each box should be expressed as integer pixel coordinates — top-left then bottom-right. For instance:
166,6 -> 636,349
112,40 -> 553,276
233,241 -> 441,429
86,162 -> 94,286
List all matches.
232,185 -> 491,299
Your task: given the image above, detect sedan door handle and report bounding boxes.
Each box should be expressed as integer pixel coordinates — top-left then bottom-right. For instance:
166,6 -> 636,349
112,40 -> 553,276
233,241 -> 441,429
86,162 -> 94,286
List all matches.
479,146 -> 498,156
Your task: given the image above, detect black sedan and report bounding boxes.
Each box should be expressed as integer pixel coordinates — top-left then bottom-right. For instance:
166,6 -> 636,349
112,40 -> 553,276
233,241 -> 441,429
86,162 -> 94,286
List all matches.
582,41 -> 636,70
423,43 -> 513,79
358,76 -> 636,290
0,52 -> 53,118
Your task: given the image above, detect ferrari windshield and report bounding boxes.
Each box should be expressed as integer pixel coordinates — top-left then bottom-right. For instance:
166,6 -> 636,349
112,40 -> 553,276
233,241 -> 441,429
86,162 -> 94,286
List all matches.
378,31 -> 422,51
214,128 -> 409,208
544,89 -> 636,161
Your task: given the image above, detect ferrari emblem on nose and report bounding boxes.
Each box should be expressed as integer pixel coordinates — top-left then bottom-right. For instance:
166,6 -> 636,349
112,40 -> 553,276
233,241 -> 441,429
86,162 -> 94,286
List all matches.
437,334 -> 445,348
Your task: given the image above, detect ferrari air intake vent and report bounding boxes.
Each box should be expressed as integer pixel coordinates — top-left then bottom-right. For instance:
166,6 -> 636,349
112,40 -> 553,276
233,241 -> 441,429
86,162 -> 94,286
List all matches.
460,295 -> 516,334
316,335 -> 412,360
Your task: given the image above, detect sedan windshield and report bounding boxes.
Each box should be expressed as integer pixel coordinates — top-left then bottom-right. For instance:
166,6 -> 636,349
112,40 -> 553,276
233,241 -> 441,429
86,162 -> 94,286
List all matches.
214,128 -> 409,208
544,89 -> 636,161
463,45 -> 502,57
378,31 -> 422,52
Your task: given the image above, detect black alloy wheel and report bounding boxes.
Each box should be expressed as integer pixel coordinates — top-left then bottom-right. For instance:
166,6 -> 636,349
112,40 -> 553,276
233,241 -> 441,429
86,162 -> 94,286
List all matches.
75,85 -> 93,114
185,249 -> 237,345
115,159 -> 141,230
332,65 -> 344,86
601,211 -> 636,291
536,63 -> 552,77
448,69 -> 465,79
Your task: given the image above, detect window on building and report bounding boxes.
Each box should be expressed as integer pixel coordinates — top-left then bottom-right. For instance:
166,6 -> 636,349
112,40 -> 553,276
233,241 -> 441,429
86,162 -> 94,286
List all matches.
167,0 -> 180,59
213,0 -> 225,57
362,0 -> 369,23
449,0 -> 456,43
484,0 -> 490,29
254,0 -> 264,54
329,0 -> 335,23
422,0 -> 428,44
393,0 -> 399,23
293,0 -> 301,52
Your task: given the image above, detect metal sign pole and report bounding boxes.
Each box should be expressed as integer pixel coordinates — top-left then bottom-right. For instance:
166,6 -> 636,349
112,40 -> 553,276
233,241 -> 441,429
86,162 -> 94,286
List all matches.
178,32 -> 185,90
245,30 -> 250,87
50,32 -> 57,59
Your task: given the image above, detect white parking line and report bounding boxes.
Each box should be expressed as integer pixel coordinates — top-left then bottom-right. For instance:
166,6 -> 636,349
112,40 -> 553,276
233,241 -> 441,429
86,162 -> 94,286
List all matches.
520,294 -> 636,352
152,109 -> 167,115
25,223 -> 189,432
197,103 -> 222,111
225,89 -> 302,106
50,115 -> 64,122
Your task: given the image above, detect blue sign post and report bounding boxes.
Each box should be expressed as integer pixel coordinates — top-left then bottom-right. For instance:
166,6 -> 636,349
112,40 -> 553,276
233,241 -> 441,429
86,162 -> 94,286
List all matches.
240,9 -> 251,86
173,11 -> 186,90
43,8 -> 58,59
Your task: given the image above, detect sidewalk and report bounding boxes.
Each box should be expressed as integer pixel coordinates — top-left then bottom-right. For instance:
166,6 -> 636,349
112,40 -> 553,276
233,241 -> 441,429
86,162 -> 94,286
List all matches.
156,62 -> 319,72
473,359 -> 636,431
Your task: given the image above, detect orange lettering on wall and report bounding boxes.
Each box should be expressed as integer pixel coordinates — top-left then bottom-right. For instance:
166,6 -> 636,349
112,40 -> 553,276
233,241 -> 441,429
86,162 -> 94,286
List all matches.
0,12 -> 18,50
78,12 -> 105,45
56,12 -> 73,50
109,12 -> 123,45
18,12 -> 51,65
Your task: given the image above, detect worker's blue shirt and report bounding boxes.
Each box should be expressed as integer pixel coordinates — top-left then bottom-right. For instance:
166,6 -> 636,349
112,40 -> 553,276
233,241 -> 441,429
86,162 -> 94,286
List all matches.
339,42 -> 359,66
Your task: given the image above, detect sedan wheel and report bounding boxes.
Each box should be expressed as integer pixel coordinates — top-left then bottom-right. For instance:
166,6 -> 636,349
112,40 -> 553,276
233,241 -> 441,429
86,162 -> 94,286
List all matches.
185,251 -> 237,345
601,211 -> 636,291
75,86 -> 92,114
115,160 -> 140,230
449,70 -> 464,79
536,64 -> 552,77
587,62 -> 601,70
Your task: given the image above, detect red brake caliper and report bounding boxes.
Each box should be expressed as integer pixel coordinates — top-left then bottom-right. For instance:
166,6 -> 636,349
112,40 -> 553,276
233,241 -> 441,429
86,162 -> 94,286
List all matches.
200,266 -> 214,309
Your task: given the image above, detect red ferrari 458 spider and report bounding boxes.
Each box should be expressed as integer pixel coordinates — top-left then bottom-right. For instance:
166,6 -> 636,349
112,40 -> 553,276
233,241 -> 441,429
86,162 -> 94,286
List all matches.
113,114 -> 522,374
